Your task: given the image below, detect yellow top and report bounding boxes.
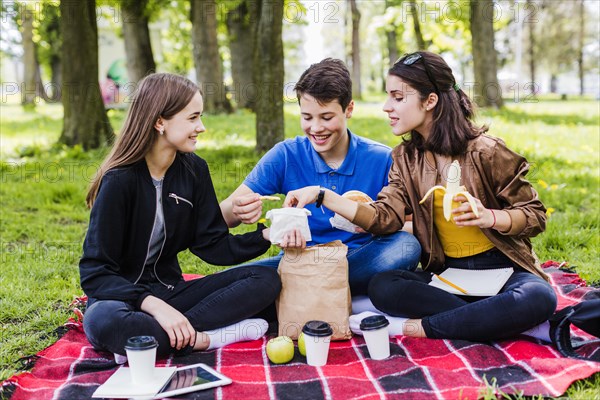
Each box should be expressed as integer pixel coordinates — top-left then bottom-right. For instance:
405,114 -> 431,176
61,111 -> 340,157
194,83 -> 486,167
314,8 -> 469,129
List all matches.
433,190 -> 495,258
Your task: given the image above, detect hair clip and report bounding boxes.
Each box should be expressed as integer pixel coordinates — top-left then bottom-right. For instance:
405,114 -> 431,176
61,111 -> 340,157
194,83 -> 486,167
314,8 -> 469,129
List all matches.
453,83 -> 460,92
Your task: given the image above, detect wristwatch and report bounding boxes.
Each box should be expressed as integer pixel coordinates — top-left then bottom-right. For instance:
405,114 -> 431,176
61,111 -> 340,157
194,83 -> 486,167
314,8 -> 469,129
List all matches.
315,188 -> 325,208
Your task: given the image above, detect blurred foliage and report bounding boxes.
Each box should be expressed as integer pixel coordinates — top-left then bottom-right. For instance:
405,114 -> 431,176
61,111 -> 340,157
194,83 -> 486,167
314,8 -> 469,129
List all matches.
2,0 -> 598,100
158,1 -> 193,74
35,1 -> 60,81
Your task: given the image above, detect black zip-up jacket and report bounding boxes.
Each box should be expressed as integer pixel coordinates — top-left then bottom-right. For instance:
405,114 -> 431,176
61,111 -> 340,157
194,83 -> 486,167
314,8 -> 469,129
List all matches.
79,153 -> 271,309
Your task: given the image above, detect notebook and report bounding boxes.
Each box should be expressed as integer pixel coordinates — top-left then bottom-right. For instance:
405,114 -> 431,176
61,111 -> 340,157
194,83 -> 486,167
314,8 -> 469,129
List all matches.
429,268 -> 514,296
92,366 -> 176,399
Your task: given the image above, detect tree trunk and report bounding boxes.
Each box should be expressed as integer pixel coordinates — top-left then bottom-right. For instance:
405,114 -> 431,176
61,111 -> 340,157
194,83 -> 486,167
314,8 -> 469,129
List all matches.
21,4 -> 37,107
34,58 -> 50,102
254,0 -> 284,153
409,0 -> 426,50
348,0 -> 362,100
469,0 -> 503,108
385,0 -> 402,92
49,55 -> 62,102
59,0 -> 113,149
526,0 -> 535,96
385,0 -> 399,66
36,1 -> 61,102
122,0 -> 156,83
384,29 -> 398,91
387,30 -> 398,67
191,0 -> 233,114
227,0 -> 256,110
549,74 -> 557,93
22,21 -> 51,106
577,0 -> 585,96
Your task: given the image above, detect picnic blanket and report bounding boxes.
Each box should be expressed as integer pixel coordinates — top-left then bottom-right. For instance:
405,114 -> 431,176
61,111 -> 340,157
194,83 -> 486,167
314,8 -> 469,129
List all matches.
2,262 -> 599,400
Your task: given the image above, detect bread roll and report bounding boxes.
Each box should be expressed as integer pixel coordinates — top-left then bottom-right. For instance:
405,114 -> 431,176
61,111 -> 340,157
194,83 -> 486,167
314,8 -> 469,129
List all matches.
342,190 -> 373,203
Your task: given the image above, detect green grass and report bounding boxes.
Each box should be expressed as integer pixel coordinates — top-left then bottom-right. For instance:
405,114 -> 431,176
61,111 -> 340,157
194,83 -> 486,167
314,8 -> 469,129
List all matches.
1,99 -> 599,397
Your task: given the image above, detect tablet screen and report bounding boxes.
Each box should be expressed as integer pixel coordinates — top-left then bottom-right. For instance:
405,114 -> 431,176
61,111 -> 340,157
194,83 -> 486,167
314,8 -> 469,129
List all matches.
155,363 -> 231,398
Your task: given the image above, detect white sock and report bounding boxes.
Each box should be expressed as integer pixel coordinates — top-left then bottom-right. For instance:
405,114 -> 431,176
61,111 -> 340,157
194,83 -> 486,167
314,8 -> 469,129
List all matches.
349,311 -> 408,337
205,318 -> 269,350
114,353 -> 127,364
521,321 -> 551,342
351,296 -> 380,314
350,311 -> 378,335
386,315 -> 409,337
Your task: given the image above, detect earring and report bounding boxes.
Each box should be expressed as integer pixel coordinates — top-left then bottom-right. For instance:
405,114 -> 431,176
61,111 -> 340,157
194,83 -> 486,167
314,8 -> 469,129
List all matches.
159,129 -> 164,135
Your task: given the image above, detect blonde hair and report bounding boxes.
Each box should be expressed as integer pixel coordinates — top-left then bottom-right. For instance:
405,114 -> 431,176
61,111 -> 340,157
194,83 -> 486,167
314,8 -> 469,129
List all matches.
86,73 -> 200,207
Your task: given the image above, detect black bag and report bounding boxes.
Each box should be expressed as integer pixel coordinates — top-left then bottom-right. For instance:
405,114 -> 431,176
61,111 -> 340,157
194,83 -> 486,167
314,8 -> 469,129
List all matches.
550,299 -> 600,359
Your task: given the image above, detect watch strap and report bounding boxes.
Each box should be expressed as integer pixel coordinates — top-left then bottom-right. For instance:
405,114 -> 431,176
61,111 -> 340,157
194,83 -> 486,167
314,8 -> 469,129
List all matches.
315,188 -> 325,208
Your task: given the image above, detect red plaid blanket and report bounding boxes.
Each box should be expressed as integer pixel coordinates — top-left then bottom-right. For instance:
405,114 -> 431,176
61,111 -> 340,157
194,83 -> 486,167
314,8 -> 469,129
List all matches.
2,262 -> 599,400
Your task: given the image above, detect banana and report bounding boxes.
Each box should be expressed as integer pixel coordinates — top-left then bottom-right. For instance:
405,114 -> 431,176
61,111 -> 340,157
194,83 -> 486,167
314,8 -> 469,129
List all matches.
419,160 -> 479,221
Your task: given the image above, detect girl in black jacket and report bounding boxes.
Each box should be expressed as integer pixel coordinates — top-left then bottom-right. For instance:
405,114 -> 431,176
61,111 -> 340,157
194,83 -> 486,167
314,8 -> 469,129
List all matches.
80,73 -> 292,358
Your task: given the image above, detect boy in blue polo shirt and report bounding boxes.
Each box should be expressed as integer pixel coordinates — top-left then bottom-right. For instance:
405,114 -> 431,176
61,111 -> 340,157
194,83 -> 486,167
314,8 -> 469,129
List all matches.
220,58 -> 420,295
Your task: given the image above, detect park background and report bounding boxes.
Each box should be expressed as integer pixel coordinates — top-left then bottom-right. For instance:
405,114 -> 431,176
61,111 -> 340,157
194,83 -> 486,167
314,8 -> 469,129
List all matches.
1,0 -> 599,398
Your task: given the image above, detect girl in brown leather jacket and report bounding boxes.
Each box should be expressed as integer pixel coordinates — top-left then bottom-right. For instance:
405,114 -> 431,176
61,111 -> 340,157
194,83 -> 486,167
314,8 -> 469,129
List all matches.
284,51 -> 557,342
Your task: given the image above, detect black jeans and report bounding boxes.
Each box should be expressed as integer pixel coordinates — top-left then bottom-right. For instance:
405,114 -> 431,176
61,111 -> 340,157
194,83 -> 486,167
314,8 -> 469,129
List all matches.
368,249 -> 557,341
83,266 -> 281,356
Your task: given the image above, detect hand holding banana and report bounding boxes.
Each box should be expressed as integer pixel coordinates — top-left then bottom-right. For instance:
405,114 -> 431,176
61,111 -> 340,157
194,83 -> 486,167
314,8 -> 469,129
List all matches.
451,194 -> 497,228
419,160 -> 497,228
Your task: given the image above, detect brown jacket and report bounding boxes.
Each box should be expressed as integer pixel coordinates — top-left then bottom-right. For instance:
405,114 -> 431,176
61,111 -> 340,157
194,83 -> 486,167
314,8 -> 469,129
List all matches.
353,134 -> 548,280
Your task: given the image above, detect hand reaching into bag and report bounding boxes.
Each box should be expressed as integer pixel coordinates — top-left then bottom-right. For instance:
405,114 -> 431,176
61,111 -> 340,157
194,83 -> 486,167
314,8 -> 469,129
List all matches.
278,228 -> 307,249
263,227 -> 307,249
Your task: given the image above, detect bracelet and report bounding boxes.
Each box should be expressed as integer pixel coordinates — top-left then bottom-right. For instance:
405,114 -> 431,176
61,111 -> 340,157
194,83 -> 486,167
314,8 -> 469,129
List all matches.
315,188 -> 325,208
490,209 -> 497,228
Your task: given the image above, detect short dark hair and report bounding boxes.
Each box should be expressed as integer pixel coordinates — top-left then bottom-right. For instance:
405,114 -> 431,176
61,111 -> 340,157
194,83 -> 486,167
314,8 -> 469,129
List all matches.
294,58 -> 352,111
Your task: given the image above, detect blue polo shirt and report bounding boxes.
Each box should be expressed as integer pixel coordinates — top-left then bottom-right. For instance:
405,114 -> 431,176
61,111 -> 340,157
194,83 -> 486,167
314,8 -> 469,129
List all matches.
244,130 -> 393,249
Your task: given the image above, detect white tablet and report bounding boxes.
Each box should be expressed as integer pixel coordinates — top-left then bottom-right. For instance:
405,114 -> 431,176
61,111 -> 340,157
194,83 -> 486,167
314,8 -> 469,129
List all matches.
153,363 -> 232,398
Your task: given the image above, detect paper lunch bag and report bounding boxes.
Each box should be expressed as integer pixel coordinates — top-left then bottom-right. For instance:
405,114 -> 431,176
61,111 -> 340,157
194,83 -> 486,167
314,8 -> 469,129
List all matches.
276,240 -> 352,341
266,208 -> 312,244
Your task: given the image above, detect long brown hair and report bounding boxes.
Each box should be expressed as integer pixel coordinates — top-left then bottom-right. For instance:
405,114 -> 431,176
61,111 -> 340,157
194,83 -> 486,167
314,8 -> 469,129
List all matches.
86,73 -> 200,207
389,51 -> 488,156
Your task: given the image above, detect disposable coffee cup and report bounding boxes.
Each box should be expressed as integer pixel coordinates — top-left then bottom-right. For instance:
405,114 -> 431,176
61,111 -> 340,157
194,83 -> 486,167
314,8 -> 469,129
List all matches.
302,320 -> 333,367
124,336 -> 158,385
360,315 -> 390,360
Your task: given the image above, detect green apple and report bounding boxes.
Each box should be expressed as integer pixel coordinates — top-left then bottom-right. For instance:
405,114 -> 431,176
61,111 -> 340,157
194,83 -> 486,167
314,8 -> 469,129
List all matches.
266,336 -> 294,364
298,332 -> 306,356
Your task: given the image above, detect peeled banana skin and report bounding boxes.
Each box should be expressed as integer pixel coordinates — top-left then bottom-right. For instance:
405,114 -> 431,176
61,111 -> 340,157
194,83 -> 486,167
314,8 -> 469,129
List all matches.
419,160 -> 480,221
